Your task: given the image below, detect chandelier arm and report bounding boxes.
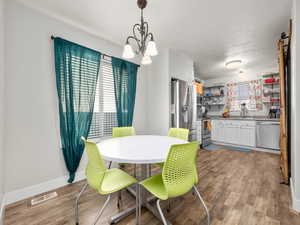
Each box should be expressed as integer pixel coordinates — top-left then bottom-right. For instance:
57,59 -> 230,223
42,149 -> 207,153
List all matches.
144,32 -> 154,46
147,32 -> 154,41
132,24 -> 142,51
133,23 -> 141,35
126,36 -> 141,54
143,22 -> 149,44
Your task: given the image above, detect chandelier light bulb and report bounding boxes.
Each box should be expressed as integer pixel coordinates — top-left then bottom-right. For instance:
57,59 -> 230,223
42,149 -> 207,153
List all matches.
145,40 -> 158,56
141,55 -> 152,65
122,44 -> 135,59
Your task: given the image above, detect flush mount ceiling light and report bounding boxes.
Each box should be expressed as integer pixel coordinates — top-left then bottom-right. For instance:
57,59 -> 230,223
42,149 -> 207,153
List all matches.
225,60 -> 242,69
122,0 -> 158,65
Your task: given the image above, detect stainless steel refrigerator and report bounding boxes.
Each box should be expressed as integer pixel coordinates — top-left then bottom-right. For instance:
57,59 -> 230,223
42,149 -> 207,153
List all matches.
170,78 -> 197,141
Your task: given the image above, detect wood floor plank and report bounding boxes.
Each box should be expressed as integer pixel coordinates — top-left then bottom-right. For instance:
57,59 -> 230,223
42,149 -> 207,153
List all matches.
4,149 -> 300,225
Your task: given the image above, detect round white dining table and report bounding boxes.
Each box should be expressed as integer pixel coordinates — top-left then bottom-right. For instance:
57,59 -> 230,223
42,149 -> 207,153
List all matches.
97,135 -> 187,164
97,135 -> 188,225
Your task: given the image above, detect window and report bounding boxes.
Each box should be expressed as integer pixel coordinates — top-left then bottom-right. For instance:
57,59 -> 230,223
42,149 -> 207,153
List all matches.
88,58 -> 118,138
227,80 -> 263,111
237,83 -> 250,100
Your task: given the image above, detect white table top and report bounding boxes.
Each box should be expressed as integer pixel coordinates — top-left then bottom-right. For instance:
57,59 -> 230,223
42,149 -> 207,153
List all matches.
97,135 -> 188,164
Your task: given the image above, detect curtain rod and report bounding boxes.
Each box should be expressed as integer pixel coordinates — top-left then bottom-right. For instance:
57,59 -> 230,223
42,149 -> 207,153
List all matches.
51,35 -> 140,67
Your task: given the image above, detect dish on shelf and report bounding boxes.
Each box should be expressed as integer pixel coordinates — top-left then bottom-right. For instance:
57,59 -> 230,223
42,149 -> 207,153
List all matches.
203,95 -> 224,98
264,78 -> 280,84
207,103 -> 225,106
263,87 -> 280,95
263,82 -> 280,85
262,73 -> 279,78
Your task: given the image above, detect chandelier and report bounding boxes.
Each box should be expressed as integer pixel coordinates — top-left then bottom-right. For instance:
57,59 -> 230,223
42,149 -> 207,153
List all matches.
122,0 -> 158,65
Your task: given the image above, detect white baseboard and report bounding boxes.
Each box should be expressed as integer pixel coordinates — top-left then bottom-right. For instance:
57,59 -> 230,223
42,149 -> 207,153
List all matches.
252,147 -> 281,154
290,178 -> 300,212
0,194 -> 5,225
211,141 -> 281,154
4,170 -> 86,205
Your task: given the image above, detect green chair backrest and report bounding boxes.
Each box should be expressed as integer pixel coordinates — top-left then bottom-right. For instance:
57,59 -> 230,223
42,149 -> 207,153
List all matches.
81,137 -> 106,190
112,127 -> 136,138
168,128 -> 189,140
162,142 -> 199,198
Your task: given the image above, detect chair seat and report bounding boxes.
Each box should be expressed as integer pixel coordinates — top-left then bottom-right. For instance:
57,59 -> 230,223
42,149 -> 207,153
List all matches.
140,174 -> 168,200
99,168 -> 137,195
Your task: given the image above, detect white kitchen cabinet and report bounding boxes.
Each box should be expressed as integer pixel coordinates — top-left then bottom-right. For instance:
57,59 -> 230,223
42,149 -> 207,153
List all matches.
211,119 -> 256,147
239,122 -> 256,147
224,121 -> 240,144
240,126 -> 256,146
211,120 -> 217,141
211,120 -> 225,142
218,121 -> 225,142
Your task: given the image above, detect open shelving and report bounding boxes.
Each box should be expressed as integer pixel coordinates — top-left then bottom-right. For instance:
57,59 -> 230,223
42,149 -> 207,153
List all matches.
197,84 -> 226,111
262,73 -> 280,118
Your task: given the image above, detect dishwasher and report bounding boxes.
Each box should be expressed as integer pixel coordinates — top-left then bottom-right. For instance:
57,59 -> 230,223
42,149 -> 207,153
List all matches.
256,121 -> 280,150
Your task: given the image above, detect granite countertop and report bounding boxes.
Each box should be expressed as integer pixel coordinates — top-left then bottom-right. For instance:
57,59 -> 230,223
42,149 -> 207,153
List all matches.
197,116 -> 280,122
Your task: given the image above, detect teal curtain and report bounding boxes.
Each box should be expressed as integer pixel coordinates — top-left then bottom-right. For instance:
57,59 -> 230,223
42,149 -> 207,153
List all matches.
111,57 -> 138,127
54,38 -> 101,183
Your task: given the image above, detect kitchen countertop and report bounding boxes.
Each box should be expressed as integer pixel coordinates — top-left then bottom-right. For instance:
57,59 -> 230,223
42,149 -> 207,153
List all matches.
197,116 -> 280,122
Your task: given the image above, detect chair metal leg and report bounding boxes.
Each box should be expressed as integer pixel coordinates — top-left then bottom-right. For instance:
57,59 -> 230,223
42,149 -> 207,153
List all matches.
93,195 -> 111,225
108,161 -> 112,169
166,199 -> 171,213
75,183 -> 88,225
134,164 -> 137,178
156,199 -> 168,225
136,183 -> 141,225
117,191 -> 122,210
193,185 -> 210,225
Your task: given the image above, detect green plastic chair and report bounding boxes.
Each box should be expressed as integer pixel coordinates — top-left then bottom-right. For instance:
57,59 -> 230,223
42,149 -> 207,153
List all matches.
168,128 -> 189,140
111,127 -> 136,209
75,137 -> 137,225
155,128 -> 189,168
112,126 -> 136,138
111,127 -> 135,169
140,142 -> 210,225
111,126 -> 136,170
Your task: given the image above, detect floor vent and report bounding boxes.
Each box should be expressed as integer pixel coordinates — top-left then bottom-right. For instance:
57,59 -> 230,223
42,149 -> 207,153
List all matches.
31,192 -> 58,206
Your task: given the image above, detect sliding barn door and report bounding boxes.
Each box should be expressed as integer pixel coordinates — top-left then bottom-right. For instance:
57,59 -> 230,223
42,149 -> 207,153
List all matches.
278,39 -> 289,184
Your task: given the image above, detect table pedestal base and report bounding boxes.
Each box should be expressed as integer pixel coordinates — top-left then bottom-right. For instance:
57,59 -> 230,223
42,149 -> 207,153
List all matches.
109,200 -> 172,225
109,164 -> 172,225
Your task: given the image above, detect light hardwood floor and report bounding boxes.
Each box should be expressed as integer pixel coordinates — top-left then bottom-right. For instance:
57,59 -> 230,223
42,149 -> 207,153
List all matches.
4,149 -> 300,225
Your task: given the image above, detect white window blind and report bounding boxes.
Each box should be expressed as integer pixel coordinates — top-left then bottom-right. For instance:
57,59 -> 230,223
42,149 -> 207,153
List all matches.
89,58 -> 118,138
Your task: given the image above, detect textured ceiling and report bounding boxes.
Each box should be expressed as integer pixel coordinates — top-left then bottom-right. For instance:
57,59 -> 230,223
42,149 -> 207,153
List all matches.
17,0 -> 292,79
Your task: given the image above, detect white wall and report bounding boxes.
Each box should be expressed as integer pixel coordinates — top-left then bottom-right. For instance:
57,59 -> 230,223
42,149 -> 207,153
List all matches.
4,0 -> 147,193
201,73 -> 261,87
0,0 -> 5,220
146,48 -> 195,135
169,49 -> 194,82
133,65 -> 148,135
290,0 -> 300,212
146,48 -> 170,135
3,0 -> 192,202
